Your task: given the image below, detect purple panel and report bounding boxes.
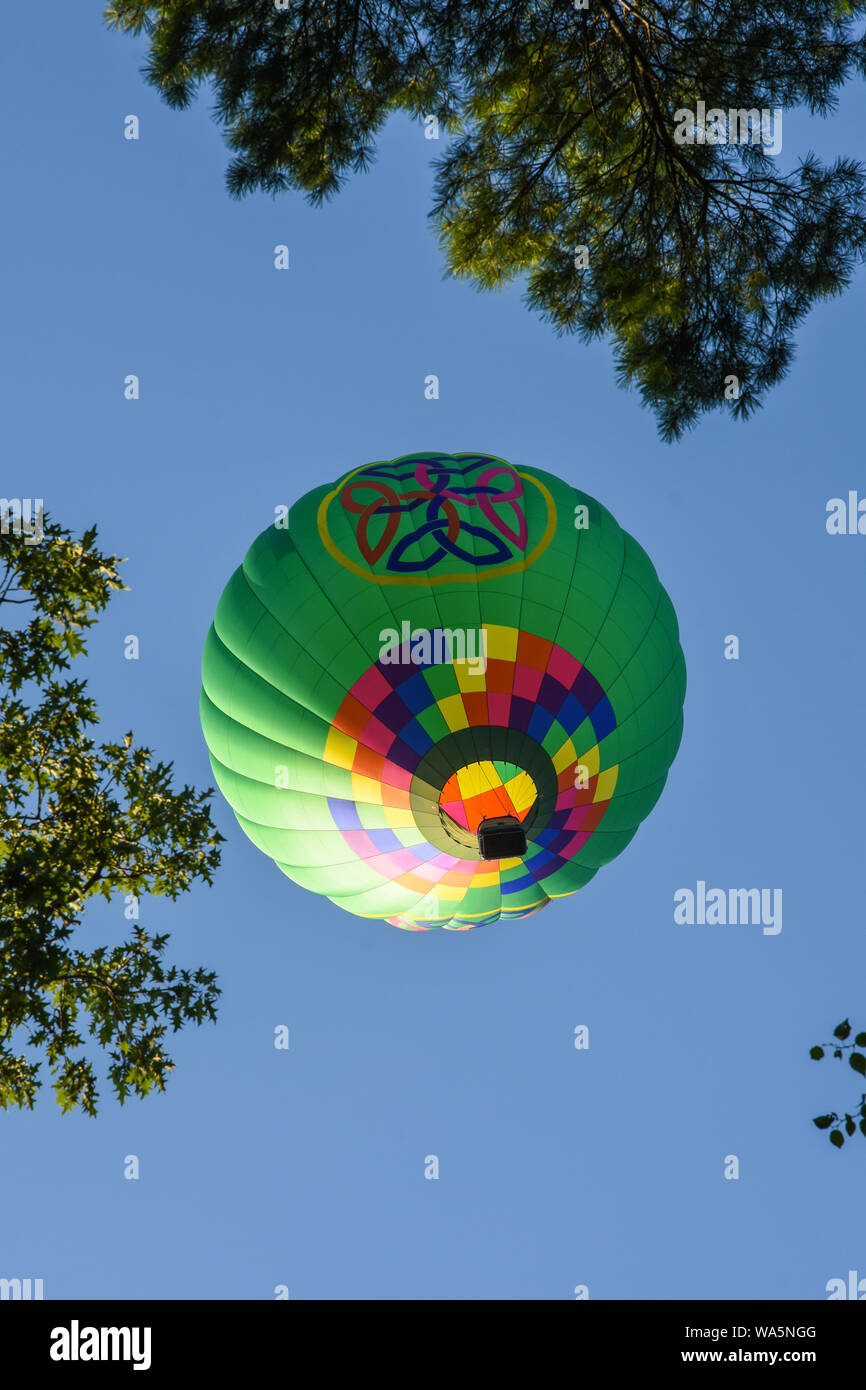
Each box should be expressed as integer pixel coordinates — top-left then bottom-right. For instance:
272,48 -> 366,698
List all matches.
376,655 -> 418,688
327,797 -> 362,830
367,828 -> 404,853
375,690 -> 414,732
572,666 -> 603,710
538,672 -> 567,714
509,696 -> 535,733
386,738 -> 422,774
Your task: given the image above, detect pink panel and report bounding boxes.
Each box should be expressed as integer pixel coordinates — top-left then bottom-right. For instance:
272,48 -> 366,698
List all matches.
381,763 -> 413,791
548,645 -> 582,688
377,847 -> 422,875
487,692 -> 511,726
440,798 -> 469,828
412,861 -> 445,883
352,666 -> 394,711
342,828 -> 380,859
430,852 -> 464,870
513,664 -> 543,701
361,714 -> 397,755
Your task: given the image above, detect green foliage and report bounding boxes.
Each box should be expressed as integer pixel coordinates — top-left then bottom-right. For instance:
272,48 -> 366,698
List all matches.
105,1 -> 866,438
810,1019 -> 866,1148
0,516 -> 223,1115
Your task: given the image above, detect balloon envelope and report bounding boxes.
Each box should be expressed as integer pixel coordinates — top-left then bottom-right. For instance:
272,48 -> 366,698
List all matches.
200,452 -> 686,930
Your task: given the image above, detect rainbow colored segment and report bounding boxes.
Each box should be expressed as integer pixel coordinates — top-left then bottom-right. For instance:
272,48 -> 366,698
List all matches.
439,762 -> 536,831
322,626 -> 619,929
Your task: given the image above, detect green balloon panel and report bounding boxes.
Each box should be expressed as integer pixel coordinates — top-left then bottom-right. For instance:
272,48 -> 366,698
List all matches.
201,452 -> 686,930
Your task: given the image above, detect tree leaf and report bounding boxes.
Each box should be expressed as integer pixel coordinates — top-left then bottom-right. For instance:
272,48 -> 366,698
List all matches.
849,1052 -> 866,1076
834,1020 -> 851,1041
809,1046 -> 824,1060
855,1033 -> 866,1047
830,1130 -> 845,1148
846,1117 -> 856,1136
813,1115 -> 835,1129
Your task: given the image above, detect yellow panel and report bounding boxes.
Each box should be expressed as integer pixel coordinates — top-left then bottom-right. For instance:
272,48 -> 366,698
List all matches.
552,739 -> 577,775
438,694 -> 469,732
430,883 -> 465,901
383,805 -> 417,829
350,773 -> 384,804
594,765 -> 619,802
470,871 -> 500,888
455,764 -> 476,798
324,727 -> 358,770
453,658 -> 488,694
483,624 -> 519,662
498,856 -> 523,869
503,771 -> 536,813
456,761 -> 496,798
576,743 -> 600,779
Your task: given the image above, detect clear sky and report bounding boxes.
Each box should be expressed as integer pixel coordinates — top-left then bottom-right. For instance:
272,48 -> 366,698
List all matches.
2,5 -> 865,1300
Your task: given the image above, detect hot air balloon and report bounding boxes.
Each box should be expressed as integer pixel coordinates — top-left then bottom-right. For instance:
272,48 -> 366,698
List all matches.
200,452 -> 685,931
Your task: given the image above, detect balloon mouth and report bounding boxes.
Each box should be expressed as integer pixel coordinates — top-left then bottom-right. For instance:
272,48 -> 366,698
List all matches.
410,731 -> 558,861
436,759 -> 537,859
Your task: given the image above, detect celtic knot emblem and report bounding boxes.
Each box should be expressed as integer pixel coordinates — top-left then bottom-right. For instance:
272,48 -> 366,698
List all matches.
340,458 -> 529,573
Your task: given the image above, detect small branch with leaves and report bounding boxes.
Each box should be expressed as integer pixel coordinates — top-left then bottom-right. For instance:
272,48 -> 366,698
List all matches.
810,1019 -> 866,1149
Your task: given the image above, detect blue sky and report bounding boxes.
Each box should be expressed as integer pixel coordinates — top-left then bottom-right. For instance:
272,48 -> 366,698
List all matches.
2,5 -> 865,1300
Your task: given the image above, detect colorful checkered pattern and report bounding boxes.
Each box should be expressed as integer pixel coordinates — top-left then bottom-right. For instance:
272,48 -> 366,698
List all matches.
322,624 -> 619,930
439,761 -> 536,831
